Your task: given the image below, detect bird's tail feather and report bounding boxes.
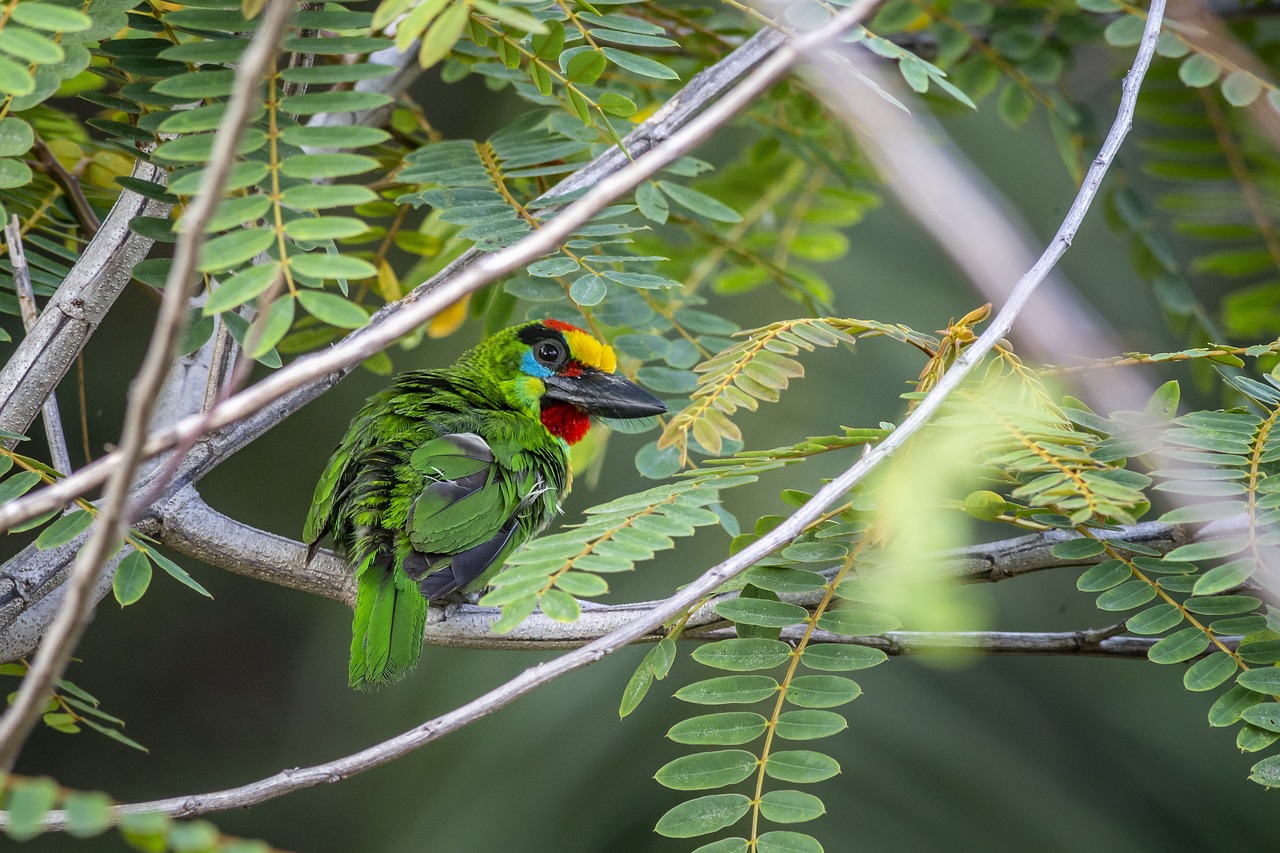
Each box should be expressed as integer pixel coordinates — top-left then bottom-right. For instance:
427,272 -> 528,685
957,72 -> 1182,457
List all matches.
349,553 -> 427,689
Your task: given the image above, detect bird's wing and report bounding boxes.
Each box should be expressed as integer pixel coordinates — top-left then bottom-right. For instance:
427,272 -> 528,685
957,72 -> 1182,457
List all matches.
403,432 -> 545,597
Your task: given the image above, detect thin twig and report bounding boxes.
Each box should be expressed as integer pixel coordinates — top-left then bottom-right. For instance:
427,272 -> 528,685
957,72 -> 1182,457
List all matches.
13,0 -> 1165,823
4,217 -> 72,476
0,0 -> 297,773
31,134 -> 101,236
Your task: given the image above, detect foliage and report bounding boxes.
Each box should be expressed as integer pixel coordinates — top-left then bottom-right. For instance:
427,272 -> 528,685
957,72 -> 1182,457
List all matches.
0,0 -> 1278,849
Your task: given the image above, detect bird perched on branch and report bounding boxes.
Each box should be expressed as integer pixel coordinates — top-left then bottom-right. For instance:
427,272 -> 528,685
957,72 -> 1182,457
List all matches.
305,320 -> 666,689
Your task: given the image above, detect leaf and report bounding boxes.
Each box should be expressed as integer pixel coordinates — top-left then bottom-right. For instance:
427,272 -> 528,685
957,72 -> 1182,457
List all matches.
996,82 -> 1034,127
1049,538 -> 1106,559
418,0 -> 469,69
692,639 -> 793,671
1076,559 -> 1131,592
565,49 -> 607,84
0,471 -> 43,504
1237,668 -> 1280,695
1147,627 -> 1210,663
667,713 -> 768,746
758,790 -> 825,824
655,750 -> 758,790
0,56 -> 35,97
35,510 -> 93,550
62,791 -> 112,839
713,598 -> 808,628
197,229 -> 275,273
620,639 -> 676,718
774,709 -> 848,741
1220,71 -> 1262,107
4,776 -> 58,841
1250,755 -> 1280,787
1178,54 -> 1221,87
1095,580 -> 1156,611
112,550 -> 152,606
658,182 -> 741,223
280,154 -> 379,180
291,254 -> 377,281
1209,685 -> 1263,726
1164,538 -> 1248,562
765,750 -> 841,783
539,588 -> 580,623
570,274 -> 606,306
786,675 -> 862,708
11,3 -> 92,32
815,608 -> 899,636
0,117 -> 33,156
799,644 -> 887,671
284,217 -> 367,241
1240,702 -> 1280,733
675,675 -> 779,705
1193,559 -> 1255,595
1125,604 -> 1183,635
278,90 -> 392,116
654,794 -> 750,838
205,264 -> 281,315
146,548 -> 212,598
757,831 -> 824,853
602,47 -> 678,80
297,291 -> 370,329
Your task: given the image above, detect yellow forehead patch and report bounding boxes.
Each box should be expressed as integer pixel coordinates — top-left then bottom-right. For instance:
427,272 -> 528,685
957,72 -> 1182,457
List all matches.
564,329 -> 617,373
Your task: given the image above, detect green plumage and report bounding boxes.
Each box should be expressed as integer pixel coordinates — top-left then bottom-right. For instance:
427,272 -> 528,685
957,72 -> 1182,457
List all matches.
305,322 -> 665,690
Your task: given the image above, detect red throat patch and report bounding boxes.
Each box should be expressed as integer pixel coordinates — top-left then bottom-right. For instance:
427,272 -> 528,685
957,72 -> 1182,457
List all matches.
541,401 -> 591,444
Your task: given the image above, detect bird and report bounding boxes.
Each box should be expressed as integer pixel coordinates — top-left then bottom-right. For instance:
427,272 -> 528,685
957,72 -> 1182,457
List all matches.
304,319 -> 667,689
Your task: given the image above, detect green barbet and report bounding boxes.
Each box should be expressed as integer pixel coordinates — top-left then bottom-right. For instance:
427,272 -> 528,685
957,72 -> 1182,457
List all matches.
305,320 -> 666,689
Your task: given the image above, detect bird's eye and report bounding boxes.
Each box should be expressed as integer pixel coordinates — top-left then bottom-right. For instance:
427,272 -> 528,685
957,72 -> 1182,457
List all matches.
536,340 -> 565,367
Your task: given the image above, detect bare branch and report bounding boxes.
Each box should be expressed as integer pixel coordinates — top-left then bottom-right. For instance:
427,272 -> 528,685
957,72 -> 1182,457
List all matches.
4,217 -> 72,476
4,0 -> 1167,823
0,0 -> 297,772
0,158 -> 169,446
154,492 -> 1198,649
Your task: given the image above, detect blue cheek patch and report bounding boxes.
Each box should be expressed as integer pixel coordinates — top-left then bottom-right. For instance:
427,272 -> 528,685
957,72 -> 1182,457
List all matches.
521,350 -> 554,378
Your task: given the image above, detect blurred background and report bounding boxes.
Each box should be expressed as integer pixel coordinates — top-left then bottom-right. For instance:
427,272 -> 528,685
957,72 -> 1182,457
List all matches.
9,27 -> 1280,853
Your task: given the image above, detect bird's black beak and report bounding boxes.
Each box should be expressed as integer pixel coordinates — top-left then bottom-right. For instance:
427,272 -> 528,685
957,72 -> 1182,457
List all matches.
543,371 -> 667,419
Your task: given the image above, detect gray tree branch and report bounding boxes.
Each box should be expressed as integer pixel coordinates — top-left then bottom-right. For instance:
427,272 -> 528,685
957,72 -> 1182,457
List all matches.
0,159 -> 169,445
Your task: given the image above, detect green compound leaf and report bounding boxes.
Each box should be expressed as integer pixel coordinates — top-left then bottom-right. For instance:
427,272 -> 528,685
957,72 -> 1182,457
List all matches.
205,264 -> 281,315
4,776 -> 58,841
764,750 -> 841,784
799,644 -> 888,672
1125,604 -> 1183,635
297,291 -> 370,329
62,790 -> 111,839
1237,668 -> 1280,695
774,710 -> 848,741
758,790 -> 826,824
112,550 -> 152,606
654,794 -> 751,838
714,598 -> 809,628
757,831 -> 824,853
675,676 -> 779,706
1249,755 -> 1280,787
34,509 -> 93,550
1076,559 -> 1131,591
1147,627 -> 1211,664
667,713 -> 769,746
785,675 -> 862,708
815,608 -> 900,636
692,639 -> 793,672
654,749 -> 758,791
1050,537 -> 1106,559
